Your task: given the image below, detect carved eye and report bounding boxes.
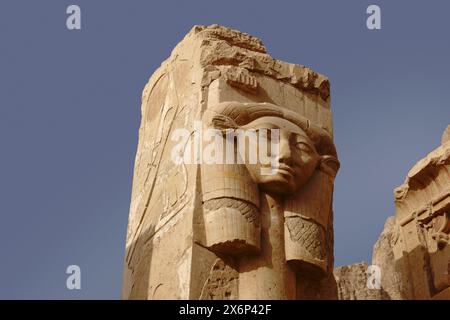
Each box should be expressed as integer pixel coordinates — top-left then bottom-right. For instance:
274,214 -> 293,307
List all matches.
293,141 -> 314,154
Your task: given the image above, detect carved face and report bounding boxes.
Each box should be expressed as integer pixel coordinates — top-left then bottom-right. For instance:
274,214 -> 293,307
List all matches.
240,116 -> 319,195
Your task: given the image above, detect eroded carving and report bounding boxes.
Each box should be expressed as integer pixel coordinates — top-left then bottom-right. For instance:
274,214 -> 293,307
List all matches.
390,125 -> 450,299
199,259 -> 239,300
123,24 -> 339,300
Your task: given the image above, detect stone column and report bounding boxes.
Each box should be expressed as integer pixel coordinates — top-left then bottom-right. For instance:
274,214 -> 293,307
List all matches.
239,194 -> 296,300
122,24 -> 339,300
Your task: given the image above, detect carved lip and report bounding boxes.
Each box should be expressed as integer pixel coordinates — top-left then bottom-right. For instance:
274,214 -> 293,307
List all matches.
272,164 -> 295,176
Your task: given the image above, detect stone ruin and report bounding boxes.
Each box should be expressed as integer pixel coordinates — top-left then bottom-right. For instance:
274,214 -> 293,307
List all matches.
336,125 -> 450,300
122,24 -> 450,300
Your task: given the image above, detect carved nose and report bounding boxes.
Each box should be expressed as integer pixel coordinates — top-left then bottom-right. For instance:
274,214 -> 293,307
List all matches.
278,135 -> 293,165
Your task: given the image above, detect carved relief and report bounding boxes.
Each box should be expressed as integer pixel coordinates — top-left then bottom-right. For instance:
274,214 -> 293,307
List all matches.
199,259 -> 239,300
419,210 -> 450,250
124,24 -> 339,300
200,101 -> 339,286
224,67 -> 258,94
391,126 -> 450,299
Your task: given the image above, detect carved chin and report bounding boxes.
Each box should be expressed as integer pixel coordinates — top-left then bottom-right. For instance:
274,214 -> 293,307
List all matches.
258,175 -> 299,195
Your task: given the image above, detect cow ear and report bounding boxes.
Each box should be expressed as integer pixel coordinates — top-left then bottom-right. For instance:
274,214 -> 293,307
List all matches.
318,155 -> 340,177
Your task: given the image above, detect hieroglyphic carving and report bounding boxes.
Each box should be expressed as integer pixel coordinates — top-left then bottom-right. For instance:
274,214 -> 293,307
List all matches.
125,69 -> 190,269
199,259 -> 239,300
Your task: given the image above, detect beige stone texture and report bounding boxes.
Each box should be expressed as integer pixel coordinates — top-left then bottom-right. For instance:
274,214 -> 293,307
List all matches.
334,262 -> 387,300
122,22 -> 448,301
391,128 -> 450,299
336,125 -> 450,300
122,24 -> 339,300
371,216 -> 405,299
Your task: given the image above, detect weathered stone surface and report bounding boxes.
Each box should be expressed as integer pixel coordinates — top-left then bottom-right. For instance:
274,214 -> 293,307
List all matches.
336,125 -> 450,300
391,127 -> 450,299
334,217 -> 403,300
122,24 -> 339,300
334,263 -> 386,300
371,216 -> 404,299
198,258 -> 239,300
122,22 -> 448,300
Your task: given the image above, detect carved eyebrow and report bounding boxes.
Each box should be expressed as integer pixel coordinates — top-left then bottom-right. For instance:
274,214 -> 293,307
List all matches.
250,123 -> 278,129
291,133 -> 311,143
291,134 -> 315,151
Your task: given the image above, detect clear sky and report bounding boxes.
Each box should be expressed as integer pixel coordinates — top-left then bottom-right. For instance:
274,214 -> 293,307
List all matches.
0,0 -> 449,299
